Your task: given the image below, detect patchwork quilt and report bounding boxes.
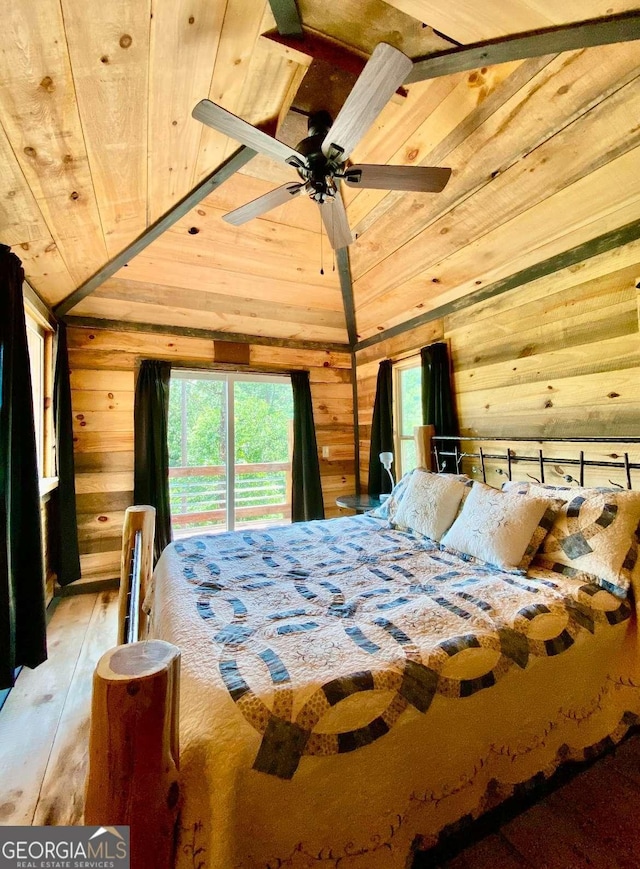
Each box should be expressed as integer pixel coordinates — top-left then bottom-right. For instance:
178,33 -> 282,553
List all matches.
149,515 -> 640,869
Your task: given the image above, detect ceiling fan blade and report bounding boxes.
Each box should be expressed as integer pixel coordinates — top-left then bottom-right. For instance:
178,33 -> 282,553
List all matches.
321,43 -> 412,161
320,195 -> 354,251
344,164 -> 452,193
223,183 -> 304,226
192,100 -> 304,166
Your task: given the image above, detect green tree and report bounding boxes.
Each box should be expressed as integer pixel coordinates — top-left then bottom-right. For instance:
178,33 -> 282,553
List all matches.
167,375 -> 294,528
234,381 -> 293,463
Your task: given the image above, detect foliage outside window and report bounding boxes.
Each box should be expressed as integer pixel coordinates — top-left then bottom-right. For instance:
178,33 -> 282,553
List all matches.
393,358 -> 421,477
168,371 -> 294,534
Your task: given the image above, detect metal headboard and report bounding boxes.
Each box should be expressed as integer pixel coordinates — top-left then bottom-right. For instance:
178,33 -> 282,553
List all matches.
432,435 -> 640,490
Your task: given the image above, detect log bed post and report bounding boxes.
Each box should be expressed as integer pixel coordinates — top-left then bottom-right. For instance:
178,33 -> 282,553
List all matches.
85,641 -> 181,869
86,504 -> 181,869
414,424 -> 436,471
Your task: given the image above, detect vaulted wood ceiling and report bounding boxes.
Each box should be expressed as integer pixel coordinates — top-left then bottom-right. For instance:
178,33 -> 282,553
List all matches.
2,0 -> 639,345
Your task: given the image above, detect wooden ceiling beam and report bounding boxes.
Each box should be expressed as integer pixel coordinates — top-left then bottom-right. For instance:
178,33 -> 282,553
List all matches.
354,217 -> 640,354
407,11 -> 640,83
267,0 -> 303,37
53,146 -> 256,317
62,316 -> 348,353
336,247 -> 357,346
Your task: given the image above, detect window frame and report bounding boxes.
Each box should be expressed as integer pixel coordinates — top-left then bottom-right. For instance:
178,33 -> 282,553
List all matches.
392,354 -> 421,478
23,300 -> 56,490
169,368 -> 294,533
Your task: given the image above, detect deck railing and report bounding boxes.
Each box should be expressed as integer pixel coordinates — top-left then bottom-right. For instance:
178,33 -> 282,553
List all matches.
168,461 -> 291,530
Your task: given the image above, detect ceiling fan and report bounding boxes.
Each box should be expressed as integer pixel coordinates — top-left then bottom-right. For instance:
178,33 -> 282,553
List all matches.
192,43 -> 452,251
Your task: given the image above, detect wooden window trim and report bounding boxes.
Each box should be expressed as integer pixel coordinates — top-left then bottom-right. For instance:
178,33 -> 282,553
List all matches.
23,299 -> 57,490
392,354 -> 421,478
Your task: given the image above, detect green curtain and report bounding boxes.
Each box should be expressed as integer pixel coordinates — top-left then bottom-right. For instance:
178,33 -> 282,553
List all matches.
421,342 -> 459,471
290,370 -> 324,522
0,245 -> 47,689
134,360 -> 172,562
368,359 -> 394,497
52,323 -> 81,586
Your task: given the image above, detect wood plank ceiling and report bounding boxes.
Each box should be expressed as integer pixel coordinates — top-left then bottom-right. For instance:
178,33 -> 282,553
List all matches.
1,0 -> 639,345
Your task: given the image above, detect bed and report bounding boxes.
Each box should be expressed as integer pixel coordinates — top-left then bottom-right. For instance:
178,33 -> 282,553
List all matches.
144,447 -> 640,869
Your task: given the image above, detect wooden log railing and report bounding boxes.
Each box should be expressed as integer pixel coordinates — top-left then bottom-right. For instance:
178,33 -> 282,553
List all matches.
169,460 -> 291,528
172,503 -> 292,526
169,460 -> 290,477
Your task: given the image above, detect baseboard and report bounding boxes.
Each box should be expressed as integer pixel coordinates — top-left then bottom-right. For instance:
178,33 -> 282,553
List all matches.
56,576 -> 119,597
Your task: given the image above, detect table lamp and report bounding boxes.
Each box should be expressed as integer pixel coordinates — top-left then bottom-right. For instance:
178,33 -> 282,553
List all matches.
379,451 -> 395,495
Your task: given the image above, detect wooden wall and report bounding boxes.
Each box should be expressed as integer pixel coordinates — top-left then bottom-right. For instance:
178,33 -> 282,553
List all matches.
356,238 -> 640,489
68,326 -> 355,585
41,495 -> 57,605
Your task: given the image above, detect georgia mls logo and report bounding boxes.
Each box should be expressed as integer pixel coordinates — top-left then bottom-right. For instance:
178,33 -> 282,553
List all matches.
0,825 -> 130,869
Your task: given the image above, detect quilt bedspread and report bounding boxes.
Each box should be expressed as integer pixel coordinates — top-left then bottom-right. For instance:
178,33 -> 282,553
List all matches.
149,515 -> 640,869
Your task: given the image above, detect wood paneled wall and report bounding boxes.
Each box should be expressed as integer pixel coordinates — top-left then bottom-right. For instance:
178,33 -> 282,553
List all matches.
68,326 -> 355,584
356,239 -> 640,489
41,495 -> 57,605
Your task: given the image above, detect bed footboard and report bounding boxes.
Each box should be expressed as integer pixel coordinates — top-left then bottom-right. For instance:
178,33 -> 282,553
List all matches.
86,505 -> 181,869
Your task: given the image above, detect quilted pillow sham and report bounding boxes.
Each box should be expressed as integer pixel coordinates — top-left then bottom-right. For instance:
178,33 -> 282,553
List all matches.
440,482 -> 562,572
369,470 -> 414,521
503,481 -> 640,598
370,469 -> 470,524
392,469 -> 468,541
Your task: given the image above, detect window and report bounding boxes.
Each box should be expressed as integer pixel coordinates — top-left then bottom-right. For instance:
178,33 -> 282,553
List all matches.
393,358 -> 422,477
168,370 -> 294,534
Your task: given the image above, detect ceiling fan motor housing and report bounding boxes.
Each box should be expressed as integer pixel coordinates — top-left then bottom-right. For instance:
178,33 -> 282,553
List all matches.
307,110 -> 333,138
294,111 -> 343,202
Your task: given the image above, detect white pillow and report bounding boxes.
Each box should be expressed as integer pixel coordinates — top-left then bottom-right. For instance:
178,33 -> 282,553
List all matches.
440,482 -> 560,571
393,470 -> 467,541
369,469 -> 414,521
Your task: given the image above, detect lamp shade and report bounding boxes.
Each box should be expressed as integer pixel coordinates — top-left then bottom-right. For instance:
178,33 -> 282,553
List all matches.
379,451 -> 393,470
379,451 -> 395,491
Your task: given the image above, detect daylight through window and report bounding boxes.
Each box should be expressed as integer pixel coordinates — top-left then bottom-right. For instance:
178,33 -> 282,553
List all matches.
393,359 -> 422,477
168,370 -> 294,535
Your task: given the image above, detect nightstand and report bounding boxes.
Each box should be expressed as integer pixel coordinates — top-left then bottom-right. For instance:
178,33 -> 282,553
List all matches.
335,494 -> 383,514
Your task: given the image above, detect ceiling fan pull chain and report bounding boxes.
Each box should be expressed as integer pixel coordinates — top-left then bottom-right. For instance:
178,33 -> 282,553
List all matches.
332,205 -> 336,271
319,205 -> 324,275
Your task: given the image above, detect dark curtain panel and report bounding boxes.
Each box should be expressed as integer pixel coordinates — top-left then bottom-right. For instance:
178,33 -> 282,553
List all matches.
421,342 -> 459,471
52,323 -> 81,586
368,359 -> 394,498
290,370 -> 325,522
0,245 -> 47,689
134,360 -> 172,563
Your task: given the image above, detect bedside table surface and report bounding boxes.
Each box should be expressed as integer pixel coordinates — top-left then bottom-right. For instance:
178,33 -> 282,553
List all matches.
335,494 -> 383,513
